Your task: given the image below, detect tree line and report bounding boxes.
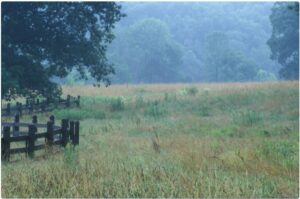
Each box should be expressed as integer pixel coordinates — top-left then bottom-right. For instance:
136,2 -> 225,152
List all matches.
1,2 -> 299,99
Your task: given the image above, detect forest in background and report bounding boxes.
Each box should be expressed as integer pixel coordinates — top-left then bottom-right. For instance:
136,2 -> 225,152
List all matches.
61,2 -> 281,85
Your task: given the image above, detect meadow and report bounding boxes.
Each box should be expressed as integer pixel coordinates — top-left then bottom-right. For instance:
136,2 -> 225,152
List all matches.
1,81 -> 299,198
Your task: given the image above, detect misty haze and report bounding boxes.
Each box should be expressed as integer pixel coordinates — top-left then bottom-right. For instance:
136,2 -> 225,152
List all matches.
1,2 -> 299,198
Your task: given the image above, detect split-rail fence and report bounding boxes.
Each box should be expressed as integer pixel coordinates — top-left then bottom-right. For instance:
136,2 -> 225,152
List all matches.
1,95 -> 80,117
1,114 -> 80,161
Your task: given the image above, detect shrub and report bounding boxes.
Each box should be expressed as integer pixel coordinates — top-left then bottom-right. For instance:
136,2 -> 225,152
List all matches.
197,104 -> 210,116
231,110 -> 263,126
135,95 -> 145,108
177,87 -> 199,97
110,97 -> 125,112
257,140 -> 298,168
186,87 -> 198,96
144,100 -> 166,119
54,108 -> 106,120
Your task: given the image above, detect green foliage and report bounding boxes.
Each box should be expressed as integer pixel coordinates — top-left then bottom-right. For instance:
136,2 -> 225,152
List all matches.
144,100 -> 166,118
135,95 -> 145,108
109,97 -> 125,111
257,140 -> 298,167
63,144 -> 79,169
267,2 -> 299,80
231,110 -> 263,126
1,82 -> 299,198
2,2 -> 124,99
108,2 -> 280,84
109,18 -> 184,83
203,32 -> 258,82
196,104 -> 210,117
186,87 -> 198,96
177,87 -> 198,97
54,108 -> 106,120
256,69 -> 277,81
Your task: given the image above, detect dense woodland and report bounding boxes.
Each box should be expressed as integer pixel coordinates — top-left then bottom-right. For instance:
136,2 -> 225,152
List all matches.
2,2 -> 299,99
61,2 -> 298,85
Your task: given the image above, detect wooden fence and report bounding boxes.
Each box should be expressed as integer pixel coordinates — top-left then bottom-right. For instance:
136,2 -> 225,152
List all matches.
1,95 -> 80,117
1,114 -> 79,161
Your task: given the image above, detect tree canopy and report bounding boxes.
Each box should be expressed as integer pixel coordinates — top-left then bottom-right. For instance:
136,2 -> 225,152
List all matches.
109,18 -> 184,83
203,32 -> 258,82
104,2 -> 280,84
267,2 -> 299,80
2,2 -> 124,99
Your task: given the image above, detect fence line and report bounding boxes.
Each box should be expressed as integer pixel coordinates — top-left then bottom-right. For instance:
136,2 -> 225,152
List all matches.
1,95 -> 80,117
1,114 -> 80,161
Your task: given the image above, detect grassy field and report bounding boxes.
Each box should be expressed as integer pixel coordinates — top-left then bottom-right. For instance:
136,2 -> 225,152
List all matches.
1,81 -> 299,198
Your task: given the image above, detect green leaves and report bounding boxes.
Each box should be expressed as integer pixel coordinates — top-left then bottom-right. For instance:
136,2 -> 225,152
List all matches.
109,18 -> 184,83
267,2 -> 299,80
2,2 -> 124,99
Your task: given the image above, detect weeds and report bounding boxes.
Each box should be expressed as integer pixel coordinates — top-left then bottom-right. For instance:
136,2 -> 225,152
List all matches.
177,86 -> 198,96
151,131 -> 160,154
63,143 -> 79,169
54,108 -> 106,120
135,95 -> 145,108
110,97 -> 125,111
231,110 -> 263,126
186,87 -> 198,96
144,100 -> 166,119
2,81 -> 299,198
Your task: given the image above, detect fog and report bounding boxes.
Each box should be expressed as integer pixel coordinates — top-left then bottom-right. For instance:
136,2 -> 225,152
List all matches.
105,2 -> 280,84
46,2 -> 298,86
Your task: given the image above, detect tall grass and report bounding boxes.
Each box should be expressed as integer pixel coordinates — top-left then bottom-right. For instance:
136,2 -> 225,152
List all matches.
2,81 -> 299,198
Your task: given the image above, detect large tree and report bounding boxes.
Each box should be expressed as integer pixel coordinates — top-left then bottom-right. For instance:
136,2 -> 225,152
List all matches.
2,2 -> 124,99
267,2 -> 299,80
109,18 -> 184,83
203,32 -> 258,82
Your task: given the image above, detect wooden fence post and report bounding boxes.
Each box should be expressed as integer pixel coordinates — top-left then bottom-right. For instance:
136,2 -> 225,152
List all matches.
28,124 -> 37,158
66,95 -> 71,107
46,121 -> 54,146
32,115 -> 37,124
6,103 -> 10,116
2,126 -> 11,161
50,115 -> 55,125
13,114 -> 20,136
74,121 -> 79,145
61,119 -> 69,147
70,121 -> 75,145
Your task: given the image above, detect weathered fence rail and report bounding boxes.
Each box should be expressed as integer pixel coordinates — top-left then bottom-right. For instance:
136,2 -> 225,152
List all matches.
1,95 -> 80,117
1,114 -> 80,161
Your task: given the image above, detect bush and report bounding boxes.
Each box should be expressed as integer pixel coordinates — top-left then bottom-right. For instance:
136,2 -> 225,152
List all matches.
54,108 -> 106,120
110,97 -> 125,112
186,87 -> 199,96
144,100 -> 166,119
257,140 -> 298,168
231,110 -> 263,126
135,95 -> 145,108
197,104 -> 210,116
178,87 -> 199,97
